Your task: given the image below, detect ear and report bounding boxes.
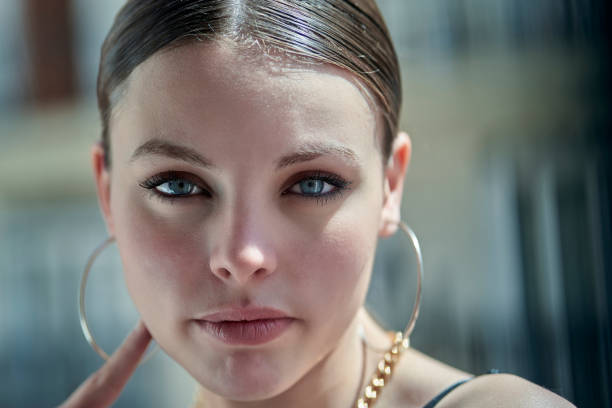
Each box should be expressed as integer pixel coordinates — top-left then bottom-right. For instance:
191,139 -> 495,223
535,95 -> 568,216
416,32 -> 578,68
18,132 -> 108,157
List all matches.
378,132 -> 411,237
91,142 -> 115,237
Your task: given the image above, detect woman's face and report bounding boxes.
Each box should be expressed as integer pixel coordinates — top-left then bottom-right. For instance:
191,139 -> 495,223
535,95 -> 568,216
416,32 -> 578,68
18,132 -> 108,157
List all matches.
93,42 -> 407,400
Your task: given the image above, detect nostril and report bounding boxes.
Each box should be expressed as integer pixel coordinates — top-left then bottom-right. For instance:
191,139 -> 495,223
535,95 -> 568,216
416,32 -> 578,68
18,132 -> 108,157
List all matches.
217,268 -> 231,279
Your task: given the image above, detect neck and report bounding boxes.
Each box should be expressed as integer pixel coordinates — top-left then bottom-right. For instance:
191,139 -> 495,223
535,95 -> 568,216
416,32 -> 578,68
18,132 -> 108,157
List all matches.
192,311 -> 370,408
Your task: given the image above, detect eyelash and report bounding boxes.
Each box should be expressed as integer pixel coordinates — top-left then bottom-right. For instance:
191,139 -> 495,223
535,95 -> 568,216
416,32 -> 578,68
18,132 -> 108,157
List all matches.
138,171 -> 209,204
138,171 -> 351,205
282,172 -> 351,204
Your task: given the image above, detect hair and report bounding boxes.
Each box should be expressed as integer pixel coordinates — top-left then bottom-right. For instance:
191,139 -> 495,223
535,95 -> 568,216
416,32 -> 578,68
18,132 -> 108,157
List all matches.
97,0 -> 401,168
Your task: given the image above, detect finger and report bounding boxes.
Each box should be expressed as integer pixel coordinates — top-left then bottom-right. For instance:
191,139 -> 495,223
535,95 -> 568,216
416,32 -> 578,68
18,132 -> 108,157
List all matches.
59,320 -> 152,408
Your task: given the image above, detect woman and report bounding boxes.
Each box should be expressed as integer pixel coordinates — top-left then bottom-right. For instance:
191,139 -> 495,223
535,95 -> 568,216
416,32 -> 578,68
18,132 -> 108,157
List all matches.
61,1 -> 574,407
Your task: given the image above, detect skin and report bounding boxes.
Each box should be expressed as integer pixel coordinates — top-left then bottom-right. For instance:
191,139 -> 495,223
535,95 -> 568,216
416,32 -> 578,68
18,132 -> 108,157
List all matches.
61,41 -> 576,408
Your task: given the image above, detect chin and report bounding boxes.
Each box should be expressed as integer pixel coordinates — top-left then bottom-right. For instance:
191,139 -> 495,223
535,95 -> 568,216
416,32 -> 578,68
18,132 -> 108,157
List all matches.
183,345 -> 299,401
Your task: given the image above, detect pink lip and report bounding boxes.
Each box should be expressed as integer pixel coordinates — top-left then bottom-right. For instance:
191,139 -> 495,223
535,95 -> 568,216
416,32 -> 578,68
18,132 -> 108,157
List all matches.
194,307 -> 295,346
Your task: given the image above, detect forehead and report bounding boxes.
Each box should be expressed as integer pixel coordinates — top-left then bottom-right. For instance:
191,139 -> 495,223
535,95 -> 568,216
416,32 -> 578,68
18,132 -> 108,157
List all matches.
114,41 -> 380,160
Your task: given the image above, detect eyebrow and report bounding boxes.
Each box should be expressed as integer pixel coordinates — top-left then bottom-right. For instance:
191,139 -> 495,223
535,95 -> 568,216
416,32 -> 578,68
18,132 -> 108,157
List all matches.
276,143 -> 360,170
130,139 -> 213,168
130,138 -> 360,169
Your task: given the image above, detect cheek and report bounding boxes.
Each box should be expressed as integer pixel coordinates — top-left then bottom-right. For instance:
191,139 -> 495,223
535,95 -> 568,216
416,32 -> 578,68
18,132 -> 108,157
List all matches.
111,186 -> 208,338
292,201 -> 380,326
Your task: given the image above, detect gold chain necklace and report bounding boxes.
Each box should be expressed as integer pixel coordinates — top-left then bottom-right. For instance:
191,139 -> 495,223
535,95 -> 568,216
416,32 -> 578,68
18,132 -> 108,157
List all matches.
190,331 -> 409,408
354,331 -> 409,408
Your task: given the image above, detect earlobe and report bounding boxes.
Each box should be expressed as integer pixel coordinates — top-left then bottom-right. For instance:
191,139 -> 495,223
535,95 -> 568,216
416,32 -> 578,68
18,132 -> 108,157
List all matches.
91,142 -> 115,236
378,132 -> 412,238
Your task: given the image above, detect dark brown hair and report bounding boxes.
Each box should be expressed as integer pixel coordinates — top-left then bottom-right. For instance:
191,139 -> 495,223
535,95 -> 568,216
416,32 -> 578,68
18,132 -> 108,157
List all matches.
97,0 -> 401,168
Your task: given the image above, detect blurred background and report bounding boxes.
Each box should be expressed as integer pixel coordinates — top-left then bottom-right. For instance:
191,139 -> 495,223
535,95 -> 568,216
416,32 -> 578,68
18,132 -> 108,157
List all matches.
1,0 -> 610,406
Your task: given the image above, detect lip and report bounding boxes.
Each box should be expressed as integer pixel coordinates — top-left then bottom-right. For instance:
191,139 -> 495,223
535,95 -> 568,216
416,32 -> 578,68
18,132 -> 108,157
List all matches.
196,307 -> 290,323
194,307 -> 295,346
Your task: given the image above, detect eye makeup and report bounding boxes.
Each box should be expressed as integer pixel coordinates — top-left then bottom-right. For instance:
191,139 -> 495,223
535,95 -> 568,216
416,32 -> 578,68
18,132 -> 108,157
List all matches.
138,169 -> 353,206
139,171 -> 211,202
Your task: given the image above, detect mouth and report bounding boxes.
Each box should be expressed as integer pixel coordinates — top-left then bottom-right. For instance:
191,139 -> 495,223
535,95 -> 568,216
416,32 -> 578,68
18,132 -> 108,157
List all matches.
194,307 -> 295,346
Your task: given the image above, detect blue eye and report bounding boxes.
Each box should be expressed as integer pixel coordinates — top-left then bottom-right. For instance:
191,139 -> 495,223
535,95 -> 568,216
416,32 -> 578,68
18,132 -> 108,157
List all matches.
156,179 -> 200,196
289,179 -> 334,196
140,171 -> 350,204
139,172 -> 207,200
286,173 -> 351,200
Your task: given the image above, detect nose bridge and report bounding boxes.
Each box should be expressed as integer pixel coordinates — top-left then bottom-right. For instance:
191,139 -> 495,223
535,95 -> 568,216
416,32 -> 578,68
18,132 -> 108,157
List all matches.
209,190 -> 276,284
226,200 -> 265,259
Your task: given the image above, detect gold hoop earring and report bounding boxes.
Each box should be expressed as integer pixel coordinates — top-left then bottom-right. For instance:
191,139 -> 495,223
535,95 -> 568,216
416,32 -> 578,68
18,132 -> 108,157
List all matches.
79,236 -> 158,364
396,221 -> 423,340
355,220 -> 423,408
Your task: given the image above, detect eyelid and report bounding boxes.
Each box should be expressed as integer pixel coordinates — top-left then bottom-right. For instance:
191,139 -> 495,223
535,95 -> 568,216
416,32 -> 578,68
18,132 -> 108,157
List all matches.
282,170 -> 346,189
139,171 -> 212,199
281,170 -> 351,198
139,169 -> 352,205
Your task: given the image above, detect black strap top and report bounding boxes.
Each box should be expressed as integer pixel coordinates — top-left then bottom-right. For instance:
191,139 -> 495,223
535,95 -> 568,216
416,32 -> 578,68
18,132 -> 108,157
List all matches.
422,370 -> 500,408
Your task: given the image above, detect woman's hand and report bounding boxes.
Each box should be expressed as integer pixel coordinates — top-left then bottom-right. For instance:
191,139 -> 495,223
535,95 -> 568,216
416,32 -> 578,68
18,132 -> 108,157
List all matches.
59,321 -> 152,408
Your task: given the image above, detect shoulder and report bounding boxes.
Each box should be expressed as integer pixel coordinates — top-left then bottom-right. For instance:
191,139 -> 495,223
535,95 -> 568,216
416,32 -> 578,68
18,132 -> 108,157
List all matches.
435,373 -> 576,408
360,310 -> 471,408
357,309 -> 469,407
379,349 -> 575,408
376,347 -> 471,407
357,310 -> 574,408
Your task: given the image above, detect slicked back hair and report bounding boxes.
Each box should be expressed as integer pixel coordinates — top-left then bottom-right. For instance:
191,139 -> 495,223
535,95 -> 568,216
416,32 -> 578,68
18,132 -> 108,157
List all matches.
97,0 -> 401,168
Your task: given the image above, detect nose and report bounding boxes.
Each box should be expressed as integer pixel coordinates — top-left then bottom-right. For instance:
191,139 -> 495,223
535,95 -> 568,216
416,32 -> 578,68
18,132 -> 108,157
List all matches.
208,209 -> 278,286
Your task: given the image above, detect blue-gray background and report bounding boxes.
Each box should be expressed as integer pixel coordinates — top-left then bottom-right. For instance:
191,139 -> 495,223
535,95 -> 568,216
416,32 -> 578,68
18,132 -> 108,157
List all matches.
0,1 -> 610,407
